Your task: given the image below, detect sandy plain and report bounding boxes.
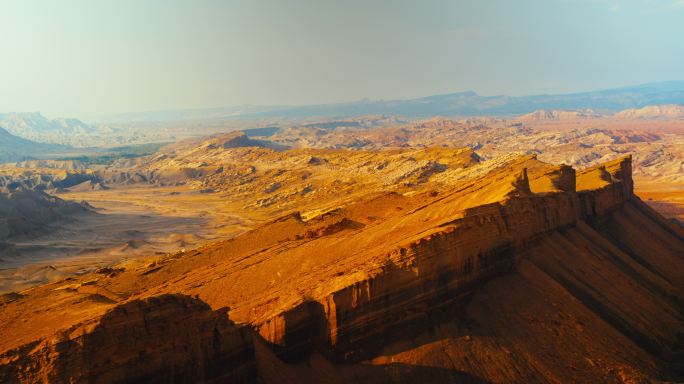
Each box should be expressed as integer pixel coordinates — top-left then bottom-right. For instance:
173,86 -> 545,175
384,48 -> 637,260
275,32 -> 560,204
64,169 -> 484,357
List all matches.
0,185 -> 270,293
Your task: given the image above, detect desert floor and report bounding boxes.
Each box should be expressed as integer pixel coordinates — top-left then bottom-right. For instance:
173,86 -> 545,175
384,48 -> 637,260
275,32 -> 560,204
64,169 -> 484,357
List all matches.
0,185 -> 270,293
1,178 -> 681,294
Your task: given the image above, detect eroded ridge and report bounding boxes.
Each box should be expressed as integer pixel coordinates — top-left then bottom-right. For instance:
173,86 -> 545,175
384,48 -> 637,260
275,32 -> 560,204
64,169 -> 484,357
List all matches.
2,154 -> 683,383
255,156 -> 638,361
0,294 -> 254,383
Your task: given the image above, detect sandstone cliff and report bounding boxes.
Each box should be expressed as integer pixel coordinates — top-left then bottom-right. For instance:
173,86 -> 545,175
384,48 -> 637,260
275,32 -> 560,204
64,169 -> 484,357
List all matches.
0,295 -> 254,383
1,155 -> 682,383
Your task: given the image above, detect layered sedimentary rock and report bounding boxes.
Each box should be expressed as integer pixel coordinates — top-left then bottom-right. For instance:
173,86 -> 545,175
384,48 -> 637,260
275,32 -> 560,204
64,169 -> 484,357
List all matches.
1,154 -> 682,383
256,156 -> 638,362
0,294 -> 255,383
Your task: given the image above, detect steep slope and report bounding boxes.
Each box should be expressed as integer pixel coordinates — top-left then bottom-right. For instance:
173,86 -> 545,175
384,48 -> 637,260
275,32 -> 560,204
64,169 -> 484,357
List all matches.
0,127 -> 66,163
0,189 -> 90,241
0,155 -> 682,383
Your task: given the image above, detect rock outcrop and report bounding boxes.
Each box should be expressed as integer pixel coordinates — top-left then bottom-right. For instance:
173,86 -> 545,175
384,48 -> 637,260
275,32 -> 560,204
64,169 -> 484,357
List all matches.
1,155 -> 682,383
0,189 -> 90,240
254,156 -> 638,362
0,294 -> 255,383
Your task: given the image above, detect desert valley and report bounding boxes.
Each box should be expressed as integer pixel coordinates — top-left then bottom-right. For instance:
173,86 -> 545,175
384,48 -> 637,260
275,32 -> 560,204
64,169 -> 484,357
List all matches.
0,96 -> 683,383
1,1 -> 684,382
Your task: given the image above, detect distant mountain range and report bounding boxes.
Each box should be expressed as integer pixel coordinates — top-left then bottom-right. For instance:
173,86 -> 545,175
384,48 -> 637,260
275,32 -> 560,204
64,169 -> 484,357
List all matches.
0,113 -> 173,148
0,113 -> 99,145
517,104 -> 684,122
3,81 -> 684,149
614,104 -> 684,119
96,81 -> 684,122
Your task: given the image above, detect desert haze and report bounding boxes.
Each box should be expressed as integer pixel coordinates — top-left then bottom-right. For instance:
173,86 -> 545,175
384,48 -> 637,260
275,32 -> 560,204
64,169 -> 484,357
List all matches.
1,1 -> 684,383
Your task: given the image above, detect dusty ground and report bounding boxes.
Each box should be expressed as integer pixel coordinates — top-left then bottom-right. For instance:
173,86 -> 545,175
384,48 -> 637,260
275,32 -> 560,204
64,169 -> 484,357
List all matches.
2,116 -> 683,295
0,185 -> 273,293
1,155 -> 682,383
636,183 -> 684,225
0,145 -> 481,293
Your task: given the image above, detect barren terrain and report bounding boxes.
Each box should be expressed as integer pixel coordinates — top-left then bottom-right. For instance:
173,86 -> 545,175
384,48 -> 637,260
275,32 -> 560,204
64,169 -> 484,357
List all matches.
1,152 -> 682,383
1,114 -> 683,292
0,111 -> 682,383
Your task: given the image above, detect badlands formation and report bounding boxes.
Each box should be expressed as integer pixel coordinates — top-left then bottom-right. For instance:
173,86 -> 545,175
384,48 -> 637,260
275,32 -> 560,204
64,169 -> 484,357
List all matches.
251,116 -> 684,224
0,115 -> 682,293
0,111 -> 683,383
0,190 -> 90,242
0,147 -> 683,382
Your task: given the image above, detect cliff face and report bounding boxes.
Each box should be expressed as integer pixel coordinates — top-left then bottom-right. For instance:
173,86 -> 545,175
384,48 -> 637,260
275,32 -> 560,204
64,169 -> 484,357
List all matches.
1,155 -> 683,383
0,295 -> 255,384
258,156 -> 638,362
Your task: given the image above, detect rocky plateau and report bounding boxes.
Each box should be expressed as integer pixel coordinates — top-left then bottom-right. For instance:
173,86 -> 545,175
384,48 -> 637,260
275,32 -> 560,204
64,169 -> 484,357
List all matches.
0,152 -> 682,383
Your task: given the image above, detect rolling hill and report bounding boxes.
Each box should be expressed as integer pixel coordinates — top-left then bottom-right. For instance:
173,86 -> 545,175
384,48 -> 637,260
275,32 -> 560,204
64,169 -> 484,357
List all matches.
0,127 -> 66,163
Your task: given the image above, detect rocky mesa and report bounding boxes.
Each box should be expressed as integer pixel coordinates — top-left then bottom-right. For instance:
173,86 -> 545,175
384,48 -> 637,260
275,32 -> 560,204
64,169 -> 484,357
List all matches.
0,154 -> 683,383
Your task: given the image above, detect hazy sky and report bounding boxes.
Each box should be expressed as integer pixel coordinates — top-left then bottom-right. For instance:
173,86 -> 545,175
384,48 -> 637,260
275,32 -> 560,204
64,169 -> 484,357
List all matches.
1,0 -> 683,118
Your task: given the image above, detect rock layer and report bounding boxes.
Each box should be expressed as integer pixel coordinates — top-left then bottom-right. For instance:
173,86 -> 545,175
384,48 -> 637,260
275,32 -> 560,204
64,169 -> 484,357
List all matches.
1,154 -> 682,383
0,294 -> 255,383
257,156 -> 637,361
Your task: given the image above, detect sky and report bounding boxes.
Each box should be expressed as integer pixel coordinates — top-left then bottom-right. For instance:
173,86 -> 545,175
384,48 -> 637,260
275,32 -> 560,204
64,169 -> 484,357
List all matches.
1,0 -> 683,118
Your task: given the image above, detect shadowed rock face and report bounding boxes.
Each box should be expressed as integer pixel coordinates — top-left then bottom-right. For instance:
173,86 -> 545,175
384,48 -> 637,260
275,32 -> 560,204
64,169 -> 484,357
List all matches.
248,157 -> 631,352
0,155 -> 683,383
0,127 -> 65,163
0,189 -> 90,240
0,294 -> 255,384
